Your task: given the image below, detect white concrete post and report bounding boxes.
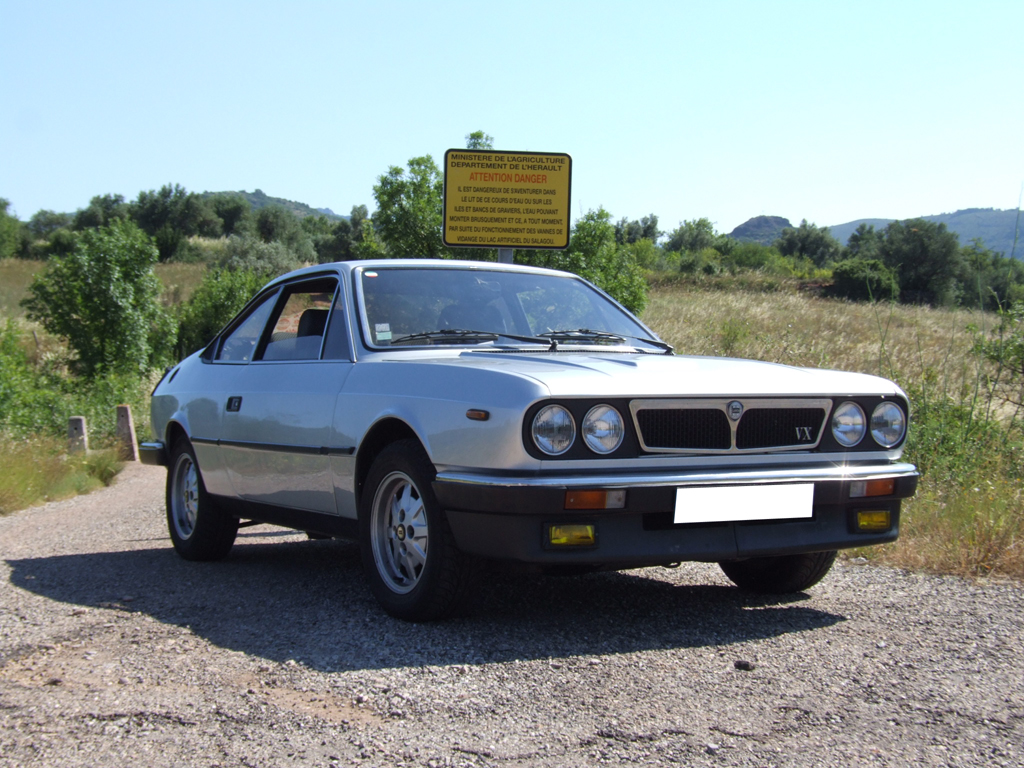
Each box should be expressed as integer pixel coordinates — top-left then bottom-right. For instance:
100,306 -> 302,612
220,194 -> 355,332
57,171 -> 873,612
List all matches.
67,416 -> 89,454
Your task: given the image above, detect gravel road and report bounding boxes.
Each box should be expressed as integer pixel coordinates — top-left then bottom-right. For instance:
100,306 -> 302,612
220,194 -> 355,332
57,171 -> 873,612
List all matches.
1,463 -> 1021,767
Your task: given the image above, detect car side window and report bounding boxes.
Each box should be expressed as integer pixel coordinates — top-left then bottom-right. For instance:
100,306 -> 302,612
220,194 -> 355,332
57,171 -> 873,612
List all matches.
216,290 -> 279,362
260,279 -> 338,361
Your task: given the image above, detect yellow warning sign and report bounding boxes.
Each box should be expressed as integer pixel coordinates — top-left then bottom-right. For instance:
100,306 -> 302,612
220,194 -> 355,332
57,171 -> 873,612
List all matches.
443,149 -> 572,250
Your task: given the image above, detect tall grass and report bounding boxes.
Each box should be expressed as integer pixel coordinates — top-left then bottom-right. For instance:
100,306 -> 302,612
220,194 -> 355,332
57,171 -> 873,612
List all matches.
0,434 -> 122,515
642,282 -> 1023,579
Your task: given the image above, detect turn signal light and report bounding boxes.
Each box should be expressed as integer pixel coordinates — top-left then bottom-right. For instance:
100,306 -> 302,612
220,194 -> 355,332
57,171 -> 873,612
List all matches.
850,478 -> 895,498
548,524 -> 596,547
856,510 -> 891,532
564,490 -> 626,510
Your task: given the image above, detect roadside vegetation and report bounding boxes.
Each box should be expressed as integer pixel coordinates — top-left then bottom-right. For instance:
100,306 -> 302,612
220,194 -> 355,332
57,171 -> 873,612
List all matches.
1,130 -> 1021,578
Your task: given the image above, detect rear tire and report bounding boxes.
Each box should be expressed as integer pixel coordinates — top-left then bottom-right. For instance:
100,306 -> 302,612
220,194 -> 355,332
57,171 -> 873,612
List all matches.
359,440 -> 479,621
719,550 -> 837,593
166,437 -> 238,561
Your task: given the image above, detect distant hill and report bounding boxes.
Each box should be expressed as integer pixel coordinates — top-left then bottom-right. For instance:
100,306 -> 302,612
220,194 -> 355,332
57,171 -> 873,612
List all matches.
729,216 -> 792,245
202,189 -> 345,221
828,208 -> 1022,258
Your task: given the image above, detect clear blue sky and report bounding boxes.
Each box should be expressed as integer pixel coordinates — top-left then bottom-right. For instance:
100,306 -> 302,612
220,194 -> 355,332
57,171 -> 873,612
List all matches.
2,0 -> 1022,235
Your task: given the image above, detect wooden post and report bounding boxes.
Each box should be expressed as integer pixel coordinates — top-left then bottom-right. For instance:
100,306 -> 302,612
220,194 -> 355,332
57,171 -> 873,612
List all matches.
67,416 -> 89,454
116,405 -> 139,461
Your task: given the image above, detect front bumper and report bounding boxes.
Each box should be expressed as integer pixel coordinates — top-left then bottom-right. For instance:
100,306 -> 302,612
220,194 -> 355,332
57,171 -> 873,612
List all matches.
433,463 -> 919,566
139,441 -> 168,467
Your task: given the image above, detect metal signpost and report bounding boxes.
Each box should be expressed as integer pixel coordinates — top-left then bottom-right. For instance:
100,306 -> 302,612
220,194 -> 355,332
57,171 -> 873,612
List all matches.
442,150 -> 572,263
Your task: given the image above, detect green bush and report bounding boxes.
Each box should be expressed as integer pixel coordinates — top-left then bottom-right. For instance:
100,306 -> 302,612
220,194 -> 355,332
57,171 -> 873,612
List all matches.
219,235 -> 302,277
176,268 -> 268,358
0,320 -> 153,440
21,220 -> 176,376
678,247 -> 722,275
830,258 -> 900,302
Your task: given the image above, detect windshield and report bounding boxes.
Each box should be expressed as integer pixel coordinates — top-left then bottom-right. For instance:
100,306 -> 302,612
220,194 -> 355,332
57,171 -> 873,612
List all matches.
357,266 -> 657,349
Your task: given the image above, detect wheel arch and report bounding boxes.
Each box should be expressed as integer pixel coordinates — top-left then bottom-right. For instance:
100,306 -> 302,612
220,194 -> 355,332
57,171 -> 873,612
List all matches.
164,420 -> 189,454
355,418 -> 427,510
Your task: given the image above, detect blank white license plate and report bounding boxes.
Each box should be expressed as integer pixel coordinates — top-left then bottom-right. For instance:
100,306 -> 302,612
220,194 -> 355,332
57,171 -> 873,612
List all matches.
674,484 -> 814,524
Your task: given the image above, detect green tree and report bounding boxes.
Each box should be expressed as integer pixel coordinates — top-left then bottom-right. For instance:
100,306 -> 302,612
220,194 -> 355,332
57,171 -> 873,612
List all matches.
623,238 -> 661,270
665,218 -> 717,254
957,238 -> 1024,310
774,220 -> 842,267
519,208 -> 648,315
372,155 -> 450,259
207,193 -> 252,237
0,199 -> 21,260
880,218 -> 961,305
465,130 -> 494,150
27,209 -> 73,239
131,184 -> 222,261
615,214 -> 661,245
22,219 -> 175,376
312,206 -> 370,264
845,223 -> 881,260
72,193 -> 130,230
253,205 -> 316,263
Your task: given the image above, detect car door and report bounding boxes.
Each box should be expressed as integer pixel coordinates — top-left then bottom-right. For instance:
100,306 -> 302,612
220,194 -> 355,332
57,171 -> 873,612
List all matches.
218,275 -> 353,514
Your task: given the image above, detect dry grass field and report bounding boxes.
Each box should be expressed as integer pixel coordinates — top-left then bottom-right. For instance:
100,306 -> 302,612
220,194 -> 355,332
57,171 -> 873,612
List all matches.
642,281 -> 1023,580
0,259 -> 208,316
643,281 -> 983,386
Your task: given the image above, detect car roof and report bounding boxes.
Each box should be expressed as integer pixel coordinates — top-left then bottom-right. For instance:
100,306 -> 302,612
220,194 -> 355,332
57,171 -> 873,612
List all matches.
261,259 -> 577,290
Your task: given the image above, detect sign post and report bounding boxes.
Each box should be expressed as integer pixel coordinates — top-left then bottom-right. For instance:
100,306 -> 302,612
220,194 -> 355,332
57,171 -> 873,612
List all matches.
443,150 -> 572,261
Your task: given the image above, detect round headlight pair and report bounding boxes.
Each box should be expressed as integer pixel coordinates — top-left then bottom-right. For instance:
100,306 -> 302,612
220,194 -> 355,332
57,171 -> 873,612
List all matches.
831,401 -> 906,448
532,404 -> 625,455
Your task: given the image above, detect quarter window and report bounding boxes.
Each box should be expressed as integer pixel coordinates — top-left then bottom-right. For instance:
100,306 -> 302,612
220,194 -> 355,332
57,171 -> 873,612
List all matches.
216,290 -> 279,362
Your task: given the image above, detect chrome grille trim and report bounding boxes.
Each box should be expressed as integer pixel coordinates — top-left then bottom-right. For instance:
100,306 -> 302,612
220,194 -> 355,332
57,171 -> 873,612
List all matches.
630,398 -> 833,454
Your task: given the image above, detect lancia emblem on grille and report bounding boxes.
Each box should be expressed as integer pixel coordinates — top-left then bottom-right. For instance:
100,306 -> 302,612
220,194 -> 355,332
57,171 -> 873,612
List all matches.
727,401 -> 743,421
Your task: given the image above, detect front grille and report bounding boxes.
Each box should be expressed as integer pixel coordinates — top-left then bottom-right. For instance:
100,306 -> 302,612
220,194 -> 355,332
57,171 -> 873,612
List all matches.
631,399 -> 831,453
736,408 -> 826,449
635,409 -> 731,450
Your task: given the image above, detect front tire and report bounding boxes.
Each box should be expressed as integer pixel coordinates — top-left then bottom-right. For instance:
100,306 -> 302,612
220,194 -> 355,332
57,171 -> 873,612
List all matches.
167,437 -> 238,561
719,550 -> 837,593
359,440 -> 478,621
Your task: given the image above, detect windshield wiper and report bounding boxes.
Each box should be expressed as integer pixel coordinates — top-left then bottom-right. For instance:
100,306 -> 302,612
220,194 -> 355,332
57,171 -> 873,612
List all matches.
391,329 -> 499,345
538,329 -> 674,354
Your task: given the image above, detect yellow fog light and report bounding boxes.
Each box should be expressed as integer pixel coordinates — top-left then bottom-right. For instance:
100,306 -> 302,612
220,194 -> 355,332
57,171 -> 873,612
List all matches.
548,524 -> 596,547
856,510 -> 891,532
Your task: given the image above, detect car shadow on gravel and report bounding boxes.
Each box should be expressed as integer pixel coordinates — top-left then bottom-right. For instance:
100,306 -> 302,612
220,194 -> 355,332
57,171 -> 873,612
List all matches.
7,537 -> 844,672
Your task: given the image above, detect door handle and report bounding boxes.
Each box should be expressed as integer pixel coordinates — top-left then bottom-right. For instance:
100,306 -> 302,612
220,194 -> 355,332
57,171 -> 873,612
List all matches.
226,396 -> 243,412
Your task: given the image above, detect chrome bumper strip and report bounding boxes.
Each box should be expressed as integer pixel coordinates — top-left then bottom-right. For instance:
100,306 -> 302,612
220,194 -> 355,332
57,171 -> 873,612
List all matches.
436,462 -> 919,489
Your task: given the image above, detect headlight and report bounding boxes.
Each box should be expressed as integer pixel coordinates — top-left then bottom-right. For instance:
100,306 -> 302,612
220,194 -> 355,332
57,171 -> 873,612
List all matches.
831,401 -> 866,447
582,405 -> 625,454
532,405 -> 576,455
871,402 -> 906,448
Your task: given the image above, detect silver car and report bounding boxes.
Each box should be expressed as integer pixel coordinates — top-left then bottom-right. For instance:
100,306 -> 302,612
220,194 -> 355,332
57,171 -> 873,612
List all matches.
143,260 -> 918,620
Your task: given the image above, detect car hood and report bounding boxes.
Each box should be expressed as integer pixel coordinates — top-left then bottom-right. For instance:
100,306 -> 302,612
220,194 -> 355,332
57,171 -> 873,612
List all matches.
378,350 -> 904,399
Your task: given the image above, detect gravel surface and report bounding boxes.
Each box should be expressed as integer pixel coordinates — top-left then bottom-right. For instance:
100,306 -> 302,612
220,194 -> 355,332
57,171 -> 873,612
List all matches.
1,462 -> 1022,767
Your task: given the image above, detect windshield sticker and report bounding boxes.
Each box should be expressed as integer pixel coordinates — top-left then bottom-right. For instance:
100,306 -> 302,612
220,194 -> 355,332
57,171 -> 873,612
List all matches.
375,323 -> 392,342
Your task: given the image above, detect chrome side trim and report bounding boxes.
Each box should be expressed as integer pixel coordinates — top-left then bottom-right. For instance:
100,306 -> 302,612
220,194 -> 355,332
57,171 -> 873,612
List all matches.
194,437 -> 355,456
436,462 -> 919,490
